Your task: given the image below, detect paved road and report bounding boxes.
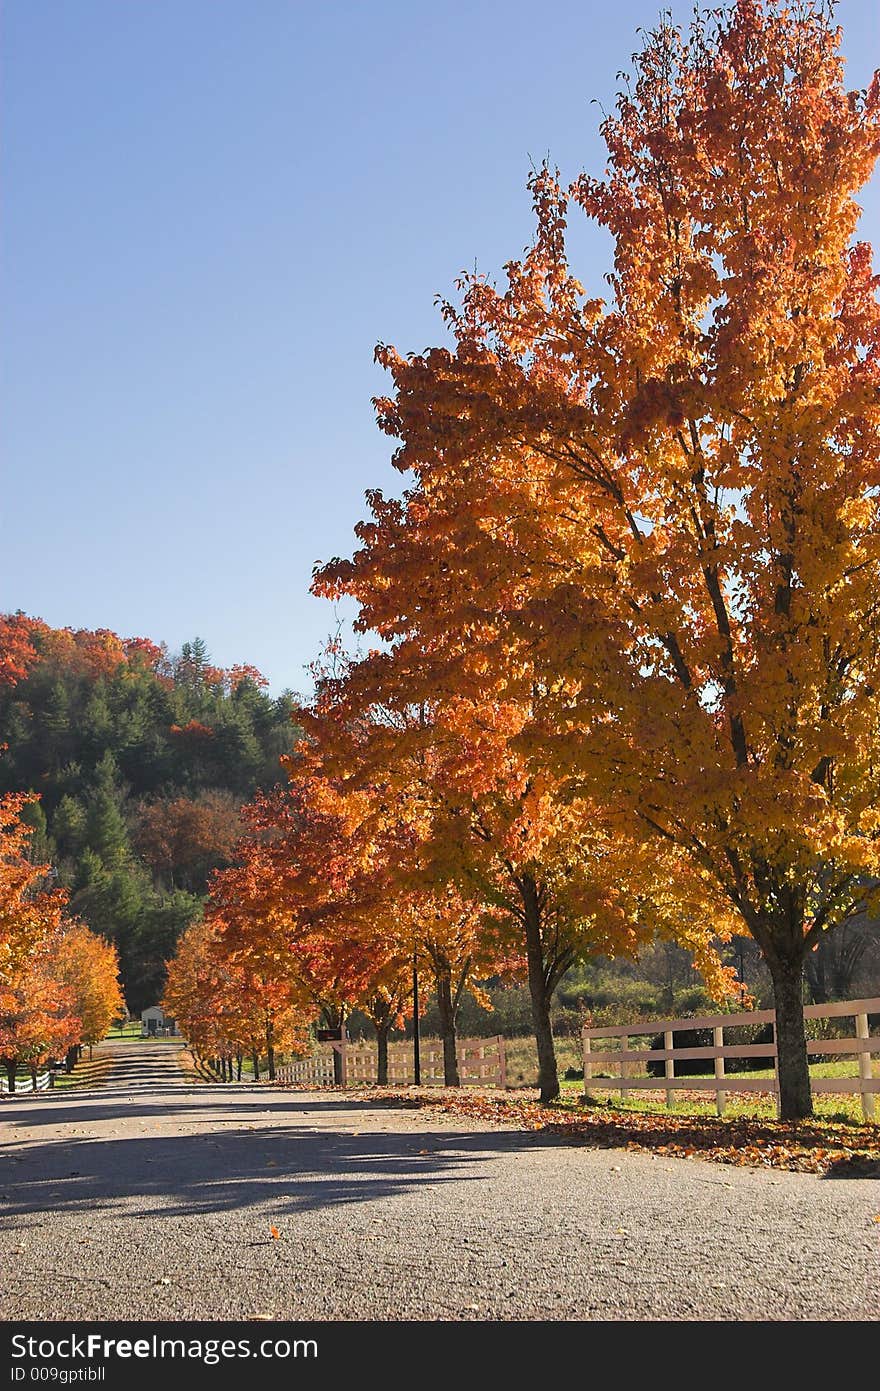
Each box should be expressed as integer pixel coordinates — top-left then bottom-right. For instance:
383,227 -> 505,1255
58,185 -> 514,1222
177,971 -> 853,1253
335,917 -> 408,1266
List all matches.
1,1040 -> 877,1321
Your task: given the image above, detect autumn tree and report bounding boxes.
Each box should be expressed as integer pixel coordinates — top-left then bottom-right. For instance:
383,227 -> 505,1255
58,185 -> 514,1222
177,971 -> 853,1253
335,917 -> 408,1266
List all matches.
299,658 -> 736,1099
54,924 -> 125,1055
162,920 -> 236,1073
132,790 -> 243,893
0,613 -> 39,688
331,1 -> 879,1118
164,919 -> 310,1081
0,947 -> 79,1092
0,792 -> 69,981
207,775 -> 402,1083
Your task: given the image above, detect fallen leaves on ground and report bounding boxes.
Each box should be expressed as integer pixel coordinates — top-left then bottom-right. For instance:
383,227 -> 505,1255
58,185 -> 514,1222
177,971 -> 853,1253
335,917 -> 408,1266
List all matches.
292,1086 -> 880,1178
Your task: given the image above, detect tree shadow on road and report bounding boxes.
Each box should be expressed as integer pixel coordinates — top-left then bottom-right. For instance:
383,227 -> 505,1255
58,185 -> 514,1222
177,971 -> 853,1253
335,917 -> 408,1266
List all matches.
0,1092 -> 452,1130
0,1124 -> 553,1224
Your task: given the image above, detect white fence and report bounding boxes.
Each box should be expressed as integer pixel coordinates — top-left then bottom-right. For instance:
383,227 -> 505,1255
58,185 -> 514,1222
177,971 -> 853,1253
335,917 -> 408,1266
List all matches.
275,1053 -> 337,1087
582,996 -> 880,1119
343,1036 -> 506,1087
0,1070 -> 51,1094
275,1036 -> 507,1089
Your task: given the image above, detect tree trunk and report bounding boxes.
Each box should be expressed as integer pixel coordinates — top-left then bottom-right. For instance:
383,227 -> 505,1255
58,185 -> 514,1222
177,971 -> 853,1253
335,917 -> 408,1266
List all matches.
236,1053 -> 242,1081
4,1061 -> 15,1094
377,1022 -> 390,1085
30,1066 -> 38,1090
768,953 -> 812,1120
436,971 -> 460,1086
252,1051 -> 260,1082
522,875 -> 559,1102
266,1016 -> 276,1081
65,1045 -> 77,1074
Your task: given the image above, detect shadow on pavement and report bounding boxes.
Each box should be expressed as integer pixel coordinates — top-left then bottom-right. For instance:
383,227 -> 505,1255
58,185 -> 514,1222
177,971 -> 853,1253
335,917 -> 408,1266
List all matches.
0,1123 -> 547,1223
0,1092 -> 449,1128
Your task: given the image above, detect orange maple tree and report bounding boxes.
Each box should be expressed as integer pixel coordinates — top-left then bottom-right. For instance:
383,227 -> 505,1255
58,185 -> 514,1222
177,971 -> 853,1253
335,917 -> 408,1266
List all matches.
54,924 -> 125,1055
319,1 -> 879,1118
0,792 -> 69,980
163,919 -> 310,1080
304,652 -> 736,1099
0,614 -> 39,687
0,946 -> 79,1093
132,791 -> 243,893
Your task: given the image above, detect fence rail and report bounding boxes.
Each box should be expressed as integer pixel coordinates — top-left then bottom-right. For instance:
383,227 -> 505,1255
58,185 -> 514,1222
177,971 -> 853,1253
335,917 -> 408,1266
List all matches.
0,1070 -> 51,1094
275,1053 -> 337,1087
342,1036 -> 506,1087
582,997 -> 880,1119
275,1036 -> 507,1089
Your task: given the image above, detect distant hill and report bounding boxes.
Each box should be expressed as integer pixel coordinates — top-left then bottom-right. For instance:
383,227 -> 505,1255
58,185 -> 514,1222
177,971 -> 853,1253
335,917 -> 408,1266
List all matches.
0,614 -> 299,1010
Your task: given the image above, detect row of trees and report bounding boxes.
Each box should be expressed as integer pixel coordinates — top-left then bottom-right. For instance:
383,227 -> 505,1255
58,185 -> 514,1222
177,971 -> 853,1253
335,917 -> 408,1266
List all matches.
166,1 -> 880,1121
0,791 -> 124,1092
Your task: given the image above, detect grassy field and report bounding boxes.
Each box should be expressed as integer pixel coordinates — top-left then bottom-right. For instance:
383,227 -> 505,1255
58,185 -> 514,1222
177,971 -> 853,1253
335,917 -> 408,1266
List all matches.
106,1020 -> 146,1039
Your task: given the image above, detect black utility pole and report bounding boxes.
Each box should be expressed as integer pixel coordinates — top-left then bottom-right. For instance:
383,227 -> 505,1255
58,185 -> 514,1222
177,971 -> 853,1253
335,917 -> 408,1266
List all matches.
412,947 -> 421,1085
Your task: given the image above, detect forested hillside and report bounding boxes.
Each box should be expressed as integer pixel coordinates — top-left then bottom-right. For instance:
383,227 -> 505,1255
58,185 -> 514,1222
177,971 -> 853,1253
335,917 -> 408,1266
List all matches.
0,613 -> 298,1010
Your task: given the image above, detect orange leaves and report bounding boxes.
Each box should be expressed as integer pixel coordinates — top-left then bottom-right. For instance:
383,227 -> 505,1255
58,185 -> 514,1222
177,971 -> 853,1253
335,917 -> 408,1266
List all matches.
132,791 -> 242,892
301,1 -> 880,1116
0,797 -> 121,1073
372,1089 -> 880,1178
0,940 -> 80,1077
0,614 -> 40,688
54,925 -> 124,1047
168,720 -> 214,740
0,793 -> 69,977
162,918 -> 312,1062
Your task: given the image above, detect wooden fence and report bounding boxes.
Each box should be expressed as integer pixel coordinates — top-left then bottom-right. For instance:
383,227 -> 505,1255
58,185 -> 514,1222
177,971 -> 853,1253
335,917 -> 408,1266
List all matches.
275,1036 -> 506,1089
582,996 -> 880,1119
0,1070 -> 51,1094
275,1053 -> 337,1087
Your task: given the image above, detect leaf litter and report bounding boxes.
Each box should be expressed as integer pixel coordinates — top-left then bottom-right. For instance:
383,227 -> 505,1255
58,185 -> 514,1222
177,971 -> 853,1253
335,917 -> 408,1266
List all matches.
336,1086 -> 880,1178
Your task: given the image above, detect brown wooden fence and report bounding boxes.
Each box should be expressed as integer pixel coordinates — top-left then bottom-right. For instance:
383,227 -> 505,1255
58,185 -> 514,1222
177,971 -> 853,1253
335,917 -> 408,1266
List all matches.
582,996 -> 880,1119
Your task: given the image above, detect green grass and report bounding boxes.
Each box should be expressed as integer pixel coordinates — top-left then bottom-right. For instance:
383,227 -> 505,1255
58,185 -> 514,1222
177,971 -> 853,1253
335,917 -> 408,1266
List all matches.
106,1021 -> 146,1039
501,1035 -> 877,1125
42,1053 -> 114,1091
569,1058 -> 876,1125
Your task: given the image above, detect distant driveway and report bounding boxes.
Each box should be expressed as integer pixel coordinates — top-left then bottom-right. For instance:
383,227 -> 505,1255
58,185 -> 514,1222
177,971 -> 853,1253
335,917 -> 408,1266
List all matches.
1,1042 -> 877,1320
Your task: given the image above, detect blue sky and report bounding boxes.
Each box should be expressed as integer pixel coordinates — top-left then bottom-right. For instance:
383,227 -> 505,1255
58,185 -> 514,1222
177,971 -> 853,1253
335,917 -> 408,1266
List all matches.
2,0 -> 878,695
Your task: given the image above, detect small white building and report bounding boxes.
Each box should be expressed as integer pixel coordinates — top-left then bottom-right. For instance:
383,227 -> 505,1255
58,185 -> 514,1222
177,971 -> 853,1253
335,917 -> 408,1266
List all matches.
141,1006 -> 177,1037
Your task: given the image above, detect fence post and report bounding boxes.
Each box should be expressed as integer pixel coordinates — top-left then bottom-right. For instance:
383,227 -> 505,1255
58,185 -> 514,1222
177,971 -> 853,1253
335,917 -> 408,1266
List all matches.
497,1036 -> 507,1090
856,1013 -> 875,1122
583,1033 -> 592,1097
664,1029 -> 675,1110
713,1025 -> 726,1117
620,1036 -> 629,1102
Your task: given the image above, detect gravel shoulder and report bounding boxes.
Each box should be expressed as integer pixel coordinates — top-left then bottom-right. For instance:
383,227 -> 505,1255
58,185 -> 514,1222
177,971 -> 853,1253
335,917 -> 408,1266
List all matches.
1,1042 -> 877,1321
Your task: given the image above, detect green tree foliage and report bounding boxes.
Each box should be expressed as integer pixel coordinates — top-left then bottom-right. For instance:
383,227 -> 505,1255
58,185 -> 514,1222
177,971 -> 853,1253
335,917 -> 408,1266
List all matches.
0,618 -> 298,1010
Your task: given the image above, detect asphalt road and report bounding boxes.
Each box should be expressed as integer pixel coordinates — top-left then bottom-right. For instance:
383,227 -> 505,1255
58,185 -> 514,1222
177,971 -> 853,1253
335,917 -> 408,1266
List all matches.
0,1038 -> 877,1321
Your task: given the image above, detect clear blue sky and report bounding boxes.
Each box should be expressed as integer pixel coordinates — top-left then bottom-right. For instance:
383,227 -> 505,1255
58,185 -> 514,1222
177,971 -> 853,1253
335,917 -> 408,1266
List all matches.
2,1 -> 878,695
